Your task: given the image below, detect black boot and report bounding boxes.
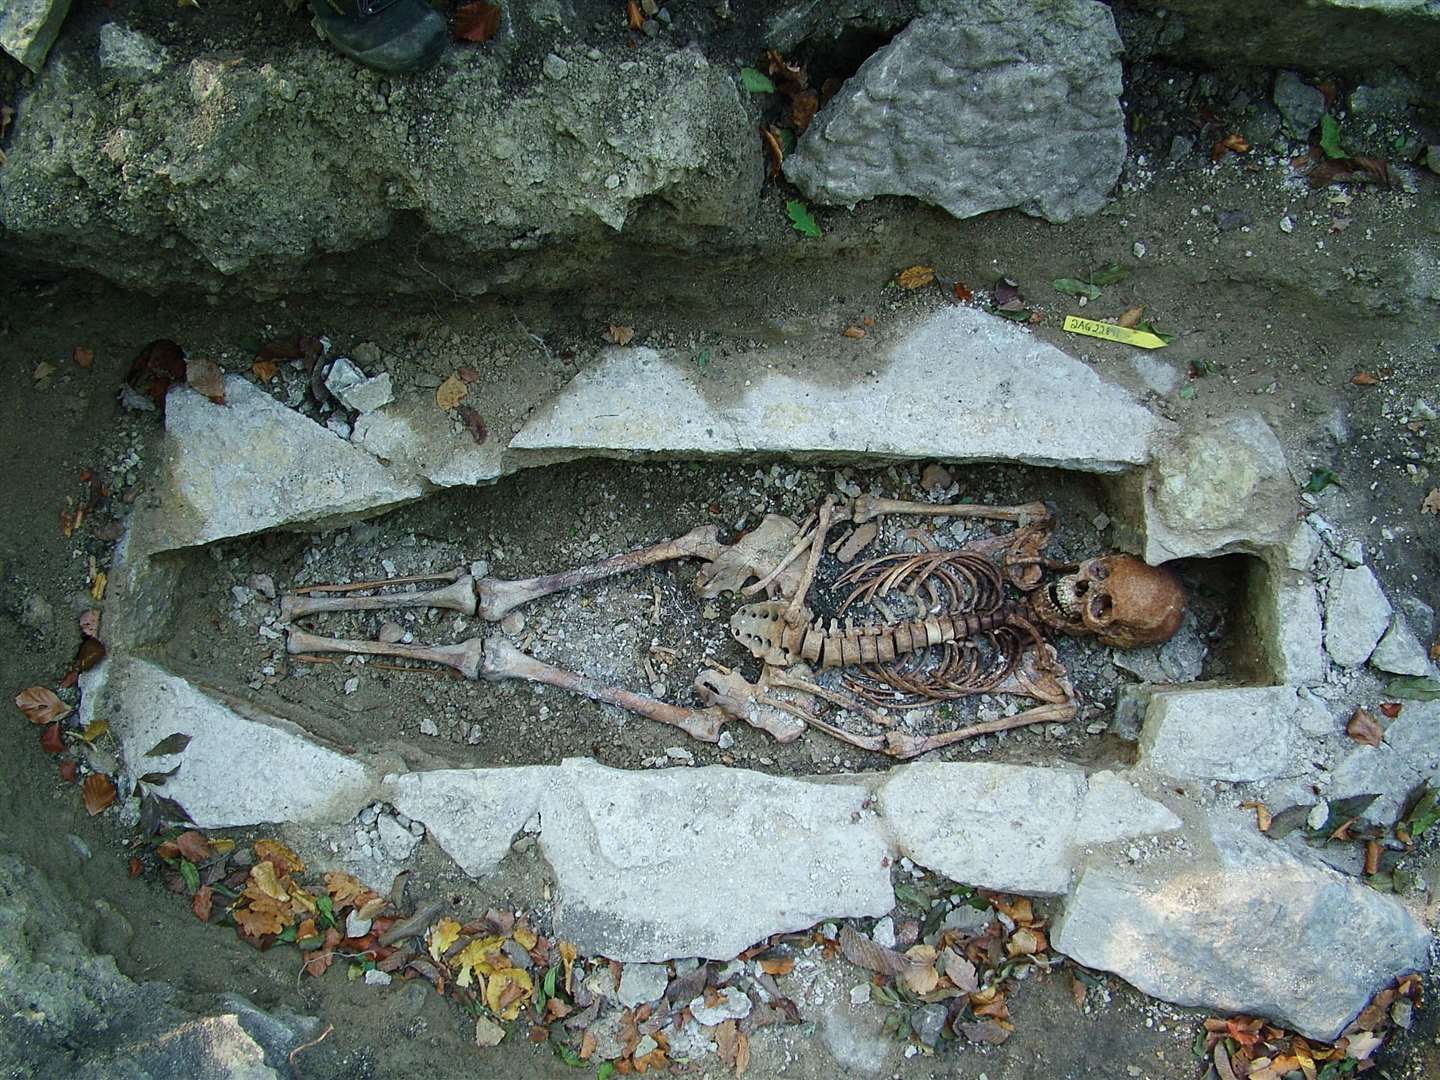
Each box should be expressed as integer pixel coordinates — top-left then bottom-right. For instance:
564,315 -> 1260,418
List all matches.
309,0 -> 447,74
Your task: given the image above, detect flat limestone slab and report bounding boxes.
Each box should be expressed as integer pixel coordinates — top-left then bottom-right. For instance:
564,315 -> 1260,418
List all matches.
96,659 -> 375,828
878,763 -> 1181,895
146,377 -> 424,552
1052,815 -> 1430,1041
513,307 -> 1163,473
1137,686 -> 1316,782
383,767 -> 554,876
541,759 -> 893,961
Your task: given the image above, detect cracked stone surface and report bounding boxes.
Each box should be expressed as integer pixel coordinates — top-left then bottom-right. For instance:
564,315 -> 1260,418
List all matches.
1328,701 -> 1440,824
1370,615 -> 1436,677
1137,686 -> 1317,782
353,395 -> 506,488
1053,814 -> 1430,1041
90,658 -> 375,829
878,763 -> 1180,895
1324,565 -> 1394,667
513,307 -> 1164,473
783,0 -> 1124,224
383,767 -> 554,877
143,377 -> 423,553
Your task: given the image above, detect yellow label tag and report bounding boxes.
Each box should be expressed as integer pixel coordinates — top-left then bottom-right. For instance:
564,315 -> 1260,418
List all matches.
1062,315 -> 1168,350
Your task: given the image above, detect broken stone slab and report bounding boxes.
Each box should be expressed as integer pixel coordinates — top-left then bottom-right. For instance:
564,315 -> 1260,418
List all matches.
1328,701 -> 1440,824
324,358 -> 394,415
784,0 -> 1124,224
1370,615 -> 1436,677
1052,813 -> 1430,1041
382,767 -> 554,877
352,394 -> 504,488
141,377 -> 423,553
1250,571 -> 1326,686
1137,686 -> 1318,782
0,0 -> 72,72
514,306 -> 1164,473
541,759 -> 892,961
878,763 -> 1180,895
1131,412 -> 1297,562
91,658 -> 375,829
1324,566 -> 1393,667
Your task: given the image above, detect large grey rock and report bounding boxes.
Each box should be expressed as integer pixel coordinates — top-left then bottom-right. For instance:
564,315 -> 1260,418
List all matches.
879,763 -> 1180,895
1273,71 -> 1326,139
0,0 -> 72,71
141,377 -> 423,552
1137,413 -> 1296,562
784,0 -> 1124,223
0,45 -> 758,295
1370,616 -> 1436,677
1324,566 -> 1393,667
1251,574 -> 1326,686
383,767 -> 554,876
1329,701 -> 1440,824
541,759 -> 892,961
514,306 -> 1164,473
1053,815 -> 1430,1041
1137,686 -> 1313,782
92,659 -> 375,828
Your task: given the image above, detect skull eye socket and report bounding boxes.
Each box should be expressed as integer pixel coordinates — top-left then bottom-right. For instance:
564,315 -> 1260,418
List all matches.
1087,562 -> 1110,581
1089,593 -> 1112,621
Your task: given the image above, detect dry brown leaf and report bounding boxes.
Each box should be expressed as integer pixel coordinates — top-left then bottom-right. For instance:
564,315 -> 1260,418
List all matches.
1346,708 -> 1383,747
1422,489 -> 1440,514
436,374 -> 468,410
250,861 -> 291,903
895,265 -> 936,290
1118,305 -> 1143,329
1351,371 -> 1379,386
325,870 -> 371,910
1378,702 -> 1402,719
1210,132 -> 1250,162
939,947 -> 978,993
251,358 -> 278,383
1006,926 -> 1046,957
175,830 -> 210,862
758,956 -> 795,976
961,1019 -> 1012,1045
453,1 -> 501,42
193,885 -> 213,922
578,1029 -> 597,1059
457,404 -> 488,445
990,896 -> 1035,925
15,686 -> 71,725
40,723 -> 65,754
607,324 -> 636,346
841,325 -> 866,339
735,1030 -> 750,1076
788,90 -> 819,134
1241,799 -> 1273,832
760,125 -> 784,178
626,0 -> 642,31
185,358 -> 226,404
72,345 -> 94,369
1069,972 -> 1087,1007
838,924 -> 913,976
254,839 -> 305,875
81,773 -> 116,815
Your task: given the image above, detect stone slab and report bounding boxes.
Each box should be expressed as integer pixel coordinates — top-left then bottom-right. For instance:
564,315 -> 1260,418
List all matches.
541,759 -> 892,961
1329,701 -> 1440,824
383,767 -> 554,877
1370,616 -> 1435,677
1252,574 -> 1326,687
1324,566 -> 1393,667
514,307 -> 1163,473
353,395 -> 505,488
784,0 -> 1124,224
1137,686 -> 1310,783
148,377 -> 423,552
0,0 -> 72,72
95,659 -> 375,828
1053,815 -> 1430,1041
879,763 -> 1179,895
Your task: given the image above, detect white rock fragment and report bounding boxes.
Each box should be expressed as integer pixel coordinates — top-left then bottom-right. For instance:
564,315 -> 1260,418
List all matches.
1370,617 -> 1435,677
1138,687 -> 1305,782
363,969 -> 392,987
870,916 -> 896,949
617,963 -> 669,1007
1324,567 -> 1393,667
689,987 -> 752,1026
377,814 -> 421,861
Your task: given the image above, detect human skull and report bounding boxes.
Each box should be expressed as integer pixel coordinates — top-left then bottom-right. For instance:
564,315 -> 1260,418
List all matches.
1030,555 -> 1185,649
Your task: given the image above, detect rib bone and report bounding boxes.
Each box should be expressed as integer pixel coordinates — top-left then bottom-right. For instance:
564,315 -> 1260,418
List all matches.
850,496 -> 1051,528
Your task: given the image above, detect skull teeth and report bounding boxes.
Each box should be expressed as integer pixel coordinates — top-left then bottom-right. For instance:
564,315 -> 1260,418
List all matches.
1054,578 -> 1081,617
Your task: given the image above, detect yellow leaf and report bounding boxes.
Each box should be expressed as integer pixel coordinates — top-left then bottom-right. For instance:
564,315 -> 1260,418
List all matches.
250,861 -> 290,902
211,838 -> 236,855
436,375 -> 468,411
80,718 -> 109,743
90,572 -> 107,602
324,870 -> 371,910
484,967 -> 534,1021
1241,799 -> 1273,832
254,839 -> 305,875
895,265 -> 935,290
233,897 -> 286,937
428,917 -> 462,962
559,940 -> 577,990
453,937 -> 505,987
512,925 -> 537,951
288,886 -> 318,916
606,325 -> 635,346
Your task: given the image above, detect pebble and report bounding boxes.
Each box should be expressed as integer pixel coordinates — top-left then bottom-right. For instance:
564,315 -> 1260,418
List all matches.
717,730 -> 734,750
68,834 -> 92,861
364,969 -> 393,987
871,915 -> 896,948
665,746 -> 695,765
501,611 -> 525,636
689,987 -> 751,1026
1280,215 -> 1295,234
419,718 -> 439,736
343,676 -> 360,695
246,573 -> 277,599
1339,540 -> 1365,567
346,911 -> 373,938
378,621 -> 404,643
542,53 -> 569,80
849,983 -> 871,1005
1133,241 -> 1147,258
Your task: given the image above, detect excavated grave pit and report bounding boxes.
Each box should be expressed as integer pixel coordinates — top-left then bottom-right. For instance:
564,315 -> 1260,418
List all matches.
146,458 -> 1263,777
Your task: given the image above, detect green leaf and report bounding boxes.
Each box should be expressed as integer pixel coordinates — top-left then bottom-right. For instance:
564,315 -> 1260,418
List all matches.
1316,793 -> 1381,836
692,349 -> 711,370
1178,385 -> 1196,400
1403,783 -> 1440,838
920,900 -> 949,939
992,307 -> 1032,322
786,199 -> 821,239
145,733 -> 192,757
180,859 -> 199,894
316,895 -> 335,927
553,1040 -> 584,1067
1133,320 -> 1175,344
1090,262 -> 1128,287
893,883 -> 927,909
279,925 -> 297,943
1266,804 -> 1312,839
596,1064 -> 616,1080
1319,114 -> 1346,159
740,67 -> 776,93
1304,467 -> 1342,494
1053,278 -> 1102,301
544,962 -> 559,999
138,766 -> 181,786
297,933 -> 324,950
1385,675 -> 1440,701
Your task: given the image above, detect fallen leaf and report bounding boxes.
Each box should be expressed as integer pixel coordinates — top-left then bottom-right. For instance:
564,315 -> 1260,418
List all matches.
40,723 -> 66,754
785,199 -> 820,239
1241,799 -> 1273,832
193,885 -> 213,922
73,345 -> 94,369
788,90 -> 818,134
234,898 -> 286,938
250,861 -> 291,903
953,282 -> 974,303
961,1019 -> 1012,1045
1345,1030 -> 1384,1061
1346,707 -> 1383,747
1006,926 -> 1046,956
1379,702 -> 1402,719
453,1 -> 501,42
1422,489 -> 1440,514
606,325 -> 635,346
81,773 -> 116,815
842,325 -> 867,339
896,265 -> 936,290
90,572 -> 107,602
1118,305 -> 1144,329
484,967 -> 534,1021
175,830 -> 210,862
435,374 -> 468,410
457,366 -> 479,383
740,67 -> 776,94
838,924 -> 912,976
33,361 -> 55,383
1351,371 -> 1379,386
428,917 -> 462,962
1385,675 -> 1440,701
1210,132 -> 1250,162
1053,277 -> 1101,300
1070,972 -> 1087,1007
512,924 -> 537,950
453,936 -> 505,987
1303,467 -> 1341,495
760,125 -> 784,178
15,686 -> 71,725
758,956 -> 795,976
59,760 -> 79,782
251,359 -> 278,383
185,357 -> 226,404
325,870 -> 370,910
254,838 -> 305,875
457,405 -> 488,445
76,636 -> 106,673
144,732 -> 191,756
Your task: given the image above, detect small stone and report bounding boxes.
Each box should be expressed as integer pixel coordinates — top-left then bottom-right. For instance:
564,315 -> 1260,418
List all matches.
1324,567 -> 1393,668
920,463 -> 953,493
542,53 -> 569,80
246,573 -> 277,600
343,676 -> 360,695
377,814 -> 421,860
849,983 -> 871,1005
1133,241 -> 1146,259
1280,215 -> 1295,233
664,746 -> 695,766
1339,539 -> 1365,567
97,24 -> 169,83
473,1015 -> 505,1046
641,0 -> 658,13
717,730 -> 734,750
1307,801 -> 1330,832
419,718 -> 439,736
378,621 -> 404,644
1370,617 -> 1434,677
1273,71 -> 1325,139
634,1034 -> 659,1059
689,986 -> 752,1026
364,969 -> 393,987
871,916 -> 896,949
641,18 -> 659,37
500,611 -> 525,636
619,962 -> 670,1007
346,911 -> 373,938
912,1003 -> 947,1047
67,834 -> 92,861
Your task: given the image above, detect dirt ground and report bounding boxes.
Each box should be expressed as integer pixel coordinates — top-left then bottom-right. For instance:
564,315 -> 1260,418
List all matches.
3,23 -> 1440,1079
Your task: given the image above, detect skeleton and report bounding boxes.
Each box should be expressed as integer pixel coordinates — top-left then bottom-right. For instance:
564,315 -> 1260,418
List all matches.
280,494 -> 1186,759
